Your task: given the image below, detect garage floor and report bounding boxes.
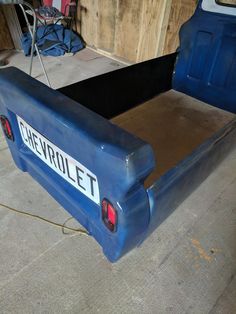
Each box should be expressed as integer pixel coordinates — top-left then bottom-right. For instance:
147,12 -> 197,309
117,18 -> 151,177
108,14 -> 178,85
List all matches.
0,49 -> 236,314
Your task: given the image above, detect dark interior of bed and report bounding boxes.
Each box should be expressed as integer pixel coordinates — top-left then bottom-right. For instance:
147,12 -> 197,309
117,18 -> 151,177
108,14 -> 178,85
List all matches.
57,54 -> 235,187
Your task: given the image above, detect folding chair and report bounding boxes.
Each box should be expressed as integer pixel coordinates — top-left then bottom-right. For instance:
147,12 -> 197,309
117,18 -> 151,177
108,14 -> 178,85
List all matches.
36,0 -> 77,25
0,0 -> 51,87
36,0 -> 77,52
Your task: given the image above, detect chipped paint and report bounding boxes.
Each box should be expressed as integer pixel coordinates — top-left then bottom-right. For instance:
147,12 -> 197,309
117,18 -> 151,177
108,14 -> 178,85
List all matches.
191,239 -> 212,262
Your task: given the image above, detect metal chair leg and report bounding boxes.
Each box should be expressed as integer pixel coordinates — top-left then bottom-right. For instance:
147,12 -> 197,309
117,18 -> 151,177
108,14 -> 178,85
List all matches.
19,2 -> 51,87
29,10 -> 36,76
34,44 -> 51,87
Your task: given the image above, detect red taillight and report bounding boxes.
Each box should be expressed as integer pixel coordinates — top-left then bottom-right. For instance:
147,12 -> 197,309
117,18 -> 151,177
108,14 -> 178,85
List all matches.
0,116 -> 14,141
102,199 -> 117,232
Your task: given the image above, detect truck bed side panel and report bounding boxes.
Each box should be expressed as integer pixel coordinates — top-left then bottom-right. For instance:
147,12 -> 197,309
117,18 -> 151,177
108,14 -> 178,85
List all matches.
58,53 -> 177,119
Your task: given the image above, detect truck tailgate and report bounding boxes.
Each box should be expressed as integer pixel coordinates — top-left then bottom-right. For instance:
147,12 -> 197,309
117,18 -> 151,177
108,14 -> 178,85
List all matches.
0,67 -> 155,262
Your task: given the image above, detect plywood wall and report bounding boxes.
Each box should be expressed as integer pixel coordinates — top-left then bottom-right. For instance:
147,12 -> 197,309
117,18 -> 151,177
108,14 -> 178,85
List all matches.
163,0 -> 197,55
77,0 -> 196,63
0,7 -> 14,51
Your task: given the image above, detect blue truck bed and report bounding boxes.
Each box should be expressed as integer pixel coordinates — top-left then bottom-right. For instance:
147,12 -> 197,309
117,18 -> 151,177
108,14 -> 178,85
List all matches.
0,0 -> 236,261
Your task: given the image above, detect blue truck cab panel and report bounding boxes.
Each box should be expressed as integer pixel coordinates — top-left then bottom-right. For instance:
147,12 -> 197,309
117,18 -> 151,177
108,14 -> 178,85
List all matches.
0,0 -> 236,261
173,0 -> 236,113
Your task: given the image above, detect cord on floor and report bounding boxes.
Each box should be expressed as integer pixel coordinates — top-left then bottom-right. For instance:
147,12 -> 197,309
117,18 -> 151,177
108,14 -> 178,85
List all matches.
0,202 -> 89,236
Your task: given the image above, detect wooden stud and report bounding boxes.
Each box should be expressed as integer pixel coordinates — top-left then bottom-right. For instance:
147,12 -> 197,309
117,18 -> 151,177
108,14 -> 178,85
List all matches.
0,7 -> 14,50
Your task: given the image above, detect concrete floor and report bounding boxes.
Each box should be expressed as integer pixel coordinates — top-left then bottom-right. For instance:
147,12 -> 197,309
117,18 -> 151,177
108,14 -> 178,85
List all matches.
0,48 -> 126,88
0,49 -> 236,314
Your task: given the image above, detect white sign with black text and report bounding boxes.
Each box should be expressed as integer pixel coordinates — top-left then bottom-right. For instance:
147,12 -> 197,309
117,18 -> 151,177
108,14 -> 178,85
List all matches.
17,115 -> 100,204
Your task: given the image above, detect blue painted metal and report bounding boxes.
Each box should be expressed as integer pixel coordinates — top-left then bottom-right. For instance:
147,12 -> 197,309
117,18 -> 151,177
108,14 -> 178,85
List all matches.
146,120 -> 236,239
173,0 -> 236,113
0,67 -> 155,262
0,0 -> 236,262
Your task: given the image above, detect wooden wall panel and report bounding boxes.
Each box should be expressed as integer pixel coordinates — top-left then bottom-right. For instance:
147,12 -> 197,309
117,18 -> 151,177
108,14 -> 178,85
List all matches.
80,0 -> 99,48
114,0 -> 143,62
98,0 -> 117,52
2,5 -> 22,50
163,0 -> 197,55
136,0 -> 171,62
0,7 -> 14,50
78,0 -> 197,63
